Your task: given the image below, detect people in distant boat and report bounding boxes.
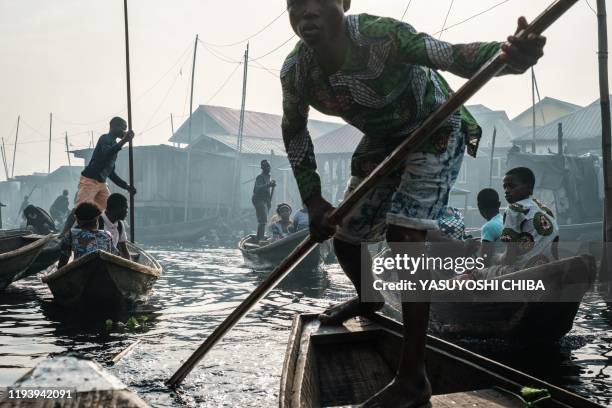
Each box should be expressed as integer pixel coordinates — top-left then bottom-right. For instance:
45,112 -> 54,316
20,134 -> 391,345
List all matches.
23,205 -> 57,234
50,189 -> 70,225
292,204 -> 309,232
61,117 -> 136,235
58,202 -> 113,268
477,188 -> 503,264
466,167 -> 559,280
270,203 -> 293,241
100,193 -> 130,259
252,159 -> 276,241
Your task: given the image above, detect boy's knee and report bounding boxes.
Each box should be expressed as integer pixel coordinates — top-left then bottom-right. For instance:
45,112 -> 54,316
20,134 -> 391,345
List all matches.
386,225 -> 427,243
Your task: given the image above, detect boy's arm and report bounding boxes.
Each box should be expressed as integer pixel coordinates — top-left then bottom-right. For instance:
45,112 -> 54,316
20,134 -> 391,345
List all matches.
108,168 -> 135,194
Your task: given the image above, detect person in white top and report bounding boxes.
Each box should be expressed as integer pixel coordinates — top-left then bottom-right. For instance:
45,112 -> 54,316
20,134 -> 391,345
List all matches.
101,193 -> 130,259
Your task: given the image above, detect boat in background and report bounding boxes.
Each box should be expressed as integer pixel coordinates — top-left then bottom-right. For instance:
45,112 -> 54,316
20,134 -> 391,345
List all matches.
135,217 -> 217,243
239,229 -> 322,271
42,242 -> 162,309
280,313 -> 603,408
0,234 -> 54,290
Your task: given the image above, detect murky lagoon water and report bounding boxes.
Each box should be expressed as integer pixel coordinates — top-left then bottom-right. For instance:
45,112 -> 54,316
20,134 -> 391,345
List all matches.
0,244 -> 610,407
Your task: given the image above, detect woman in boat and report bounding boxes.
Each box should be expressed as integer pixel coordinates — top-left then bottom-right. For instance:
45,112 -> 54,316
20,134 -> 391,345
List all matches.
270,203 -> 294,241
58,202 -> 113,268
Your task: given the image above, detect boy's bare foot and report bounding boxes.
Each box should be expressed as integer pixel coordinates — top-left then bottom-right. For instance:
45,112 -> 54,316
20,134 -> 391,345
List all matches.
359,375 -> 432,408
318,297 -> 384,325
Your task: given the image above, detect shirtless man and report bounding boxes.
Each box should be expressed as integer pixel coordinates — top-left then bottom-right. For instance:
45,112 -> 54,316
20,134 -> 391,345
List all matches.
281,1 -> 545,406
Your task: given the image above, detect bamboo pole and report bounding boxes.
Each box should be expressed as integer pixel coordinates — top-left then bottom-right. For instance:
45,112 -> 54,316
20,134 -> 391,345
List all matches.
184,35 -> 198,222
123,0 -> 135,243
48,112 -> 52,173
12,116 -> 19,178
165,0 -> 580,388
488,127 -> 497,187
597,0 -> 612,285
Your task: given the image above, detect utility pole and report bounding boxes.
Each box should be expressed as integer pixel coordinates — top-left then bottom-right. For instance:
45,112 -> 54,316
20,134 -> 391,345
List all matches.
231,43 -> 249,215
48,112 -> 53,173
12,116 -> 19,178
531,68 -> 536,153
488,127 -> 497,187
184,34 -> 198,222
597,0 -> 612,287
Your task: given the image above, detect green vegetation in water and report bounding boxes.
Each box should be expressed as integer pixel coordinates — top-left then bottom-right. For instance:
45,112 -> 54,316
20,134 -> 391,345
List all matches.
104,315 -> 150,332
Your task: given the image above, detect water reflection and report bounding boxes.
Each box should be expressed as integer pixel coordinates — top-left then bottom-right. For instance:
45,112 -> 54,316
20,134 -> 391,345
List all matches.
0,246 -> 609,407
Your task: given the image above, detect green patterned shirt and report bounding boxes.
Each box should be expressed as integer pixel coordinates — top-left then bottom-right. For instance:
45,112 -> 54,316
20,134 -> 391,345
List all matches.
281,14 -> 507,202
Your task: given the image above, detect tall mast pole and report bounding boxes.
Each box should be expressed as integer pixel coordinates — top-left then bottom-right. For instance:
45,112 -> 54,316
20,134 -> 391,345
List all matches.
232,43 -> 249,214
48,112 -> 53,173
531,68 -> 536,153
488,127 -> 497,187
11,116 -> 19,178
123,0 -> 136,242
184,34 -> 198,222
597,0 -> 612,286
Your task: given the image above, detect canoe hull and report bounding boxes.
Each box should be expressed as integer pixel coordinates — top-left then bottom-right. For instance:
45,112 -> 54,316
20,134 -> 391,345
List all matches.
280,313 -> 602,408
239,230 -> 322,271
0,234 -> 53,290
42,243 -> 161,309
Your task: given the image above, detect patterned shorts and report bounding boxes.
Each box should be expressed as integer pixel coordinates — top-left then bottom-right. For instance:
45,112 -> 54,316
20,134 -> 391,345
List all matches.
335,127 -> 465,245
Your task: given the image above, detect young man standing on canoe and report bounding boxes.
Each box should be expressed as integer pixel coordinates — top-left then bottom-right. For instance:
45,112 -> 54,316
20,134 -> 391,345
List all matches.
281,1 -> 546,406
252,160 -> 276,242
61,117 -> 136,235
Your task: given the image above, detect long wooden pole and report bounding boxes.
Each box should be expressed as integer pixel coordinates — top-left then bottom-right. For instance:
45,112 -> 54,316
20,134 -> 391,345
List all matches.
48,112 -> 52,173
597,0 -> 612,286
166,0 -> 579,388
531,68 -> 537,153
11,116 -> 19,178
123,0 -> 135,243
231,43 -> 250,215
184,34 -> 198,222
488,127 -> 497,187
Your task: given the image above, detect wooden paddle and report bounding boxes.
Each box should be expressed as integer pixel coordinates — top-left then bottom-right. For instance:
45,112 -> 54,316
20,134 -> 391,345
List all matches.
166,0 -> 579,388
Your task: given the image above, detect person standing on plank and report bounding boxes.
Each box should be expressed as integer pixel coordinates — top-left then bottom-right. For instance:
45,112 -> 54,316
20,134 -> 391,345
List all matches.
61,117 -> 136,235
281,1 -> 546,406
251,159 -> 276,242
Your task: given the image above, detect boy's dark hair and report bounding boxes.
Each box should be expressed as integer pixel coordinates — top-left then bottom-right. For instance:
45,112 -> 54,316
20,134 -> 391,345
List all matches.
74,202 -> 101,228
107,193 -> 128,211
261,159 -> 270,167
477,188 -> 500,209
110,116 -> 127,127
506,167 -> 536,189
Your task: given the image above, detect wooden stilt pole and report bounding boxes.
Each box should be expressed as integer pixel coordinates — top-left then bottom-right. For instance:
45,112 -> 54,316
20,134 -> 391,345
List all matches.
48,113 -> 53,173
12,116 -> 19,178
231,43 -> 249,216
165,0 -> 580,388
488,127 -> 497,187
123,0 -> 136,243
184,35 -> 198,222
597,0 -> 612,286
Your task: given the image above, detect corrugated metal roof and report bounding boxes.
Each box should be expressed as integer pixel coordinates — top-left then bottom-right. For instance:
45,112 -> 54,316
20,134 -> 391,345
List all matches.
313,124 -> 362,154
47,166 -> 84,182
201,134 -> 288,156
513,98 -> 610,142
170,105 -> 343,144
511,96 -> 582,126
466,105 -> 524,148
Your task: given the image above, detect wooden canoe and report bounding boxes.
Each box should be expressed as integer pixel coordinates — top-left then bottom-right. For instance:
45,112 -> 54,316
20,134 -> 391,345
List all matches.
135,216 -> 216,243
375,255 -> 596,341
0,356 -> 147,407
42,242 -> 162,309
280,313 -> 604,408
239,229 -> 322,271
0,234 -> 53,290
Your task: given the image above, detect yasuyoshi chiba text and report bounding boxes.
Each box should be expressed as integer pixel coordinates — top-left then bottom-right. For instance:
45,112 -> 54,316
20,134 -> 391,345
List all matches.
373,279 -> 546,292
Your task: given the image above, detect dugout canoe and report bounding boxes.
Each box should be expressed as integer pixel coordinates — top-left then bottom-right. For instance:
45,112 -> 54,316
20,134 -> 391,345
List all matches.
280,313 -> 603,408
239,229 -> 322,271
376,255 -> 596,342
0,356 -> 147,407
42,242 -> 162,309
135,216 -> 217,243
0,234 -> 53,290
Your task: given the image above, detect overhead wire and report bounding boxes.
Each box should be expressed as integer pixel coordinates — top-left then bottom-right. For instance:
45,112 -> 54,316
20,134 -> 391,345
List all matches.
584,0 -> 597,15
438,0 -> 455,39
199,9 -> 287,48
249,35 -> 296,61
433,0 -> 512,36
206,62 -> 243,103
400,0 -> 414,22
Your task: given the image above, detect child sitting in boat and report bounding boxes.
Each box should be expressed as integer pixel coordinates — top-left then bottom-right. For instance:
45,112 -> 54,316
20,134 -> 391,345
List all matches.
269,203 -> 294,241
58,202 -> 113,268
464,167 -> 559,280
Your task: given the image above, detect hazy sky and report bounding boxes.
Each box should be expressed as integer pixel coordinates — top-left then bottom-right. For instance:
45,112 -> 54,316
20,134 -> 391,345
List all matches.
0,0 -> 606,179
